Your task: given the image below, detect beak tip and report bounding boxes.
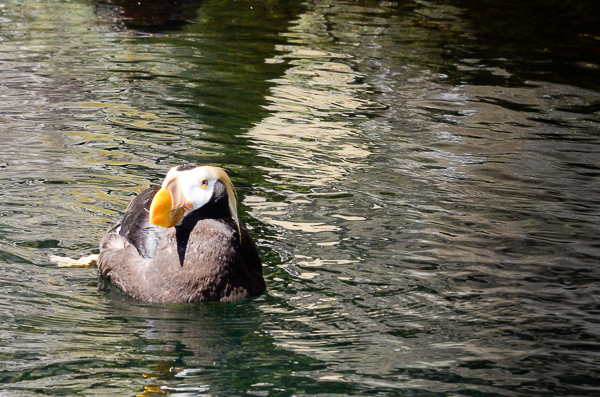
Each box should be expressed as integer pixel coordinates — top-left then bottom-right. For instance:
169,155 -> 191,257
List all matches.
149,188 -> 174,227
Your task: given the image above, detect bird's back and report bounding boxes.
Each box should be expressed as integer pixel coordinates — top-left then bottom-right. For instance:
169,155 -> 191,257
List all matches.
118,186 -> 164,258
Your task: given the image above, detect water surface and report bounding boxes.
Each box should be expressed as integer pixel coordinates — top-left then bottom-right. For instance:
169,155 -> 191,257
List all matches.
1,0 -> 600,396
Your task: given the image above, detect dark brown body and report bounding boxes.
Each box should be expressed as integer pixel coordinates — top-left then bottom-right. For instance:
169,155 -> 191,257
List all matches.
98,183 -> 265,302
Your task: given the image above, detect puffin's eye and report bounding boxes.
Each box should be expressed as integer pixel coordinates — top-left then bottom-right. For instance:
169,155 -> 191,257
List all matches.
200,178 -> 209,189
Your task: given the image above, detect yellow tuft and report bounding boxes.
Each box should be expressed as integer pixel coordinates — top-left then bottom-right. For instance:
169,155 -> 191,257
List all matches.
201,166 -> 241,238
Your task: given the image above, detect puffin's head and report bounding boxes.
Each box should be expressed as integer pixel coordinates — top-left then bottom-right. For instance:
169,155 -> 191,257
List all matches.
148,165 -> 239,230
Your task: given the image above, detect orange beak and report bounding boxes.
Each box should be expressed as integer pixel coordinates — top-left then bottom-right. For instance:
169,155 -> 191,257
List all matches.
149,173 -> 192,228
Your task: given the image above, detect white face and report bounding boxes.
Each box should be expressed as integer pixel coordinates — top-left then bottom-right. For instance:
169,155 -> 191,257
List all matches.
149,165 -> 239,229
176,167 -> 218,212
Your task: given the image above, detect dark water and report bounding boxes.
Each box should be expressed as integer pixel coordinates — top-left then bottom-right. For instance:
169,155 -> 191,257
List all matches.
1,0 -> 600,395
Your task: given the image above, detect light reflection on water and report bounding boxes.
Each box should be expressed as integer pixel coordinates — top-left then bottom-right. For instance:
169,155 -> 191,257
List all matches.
1,0 -> 600,396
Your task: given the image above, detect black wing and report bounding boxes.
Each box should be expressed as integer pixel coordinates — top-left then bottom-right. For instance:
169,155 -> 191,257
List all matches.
118,186 -> 165,258
239,225 -> 263,277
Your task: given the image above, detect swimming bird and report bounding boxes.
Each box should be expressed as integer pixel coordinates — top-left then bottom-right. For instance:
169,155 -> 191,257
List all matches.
98,165 -> 265,302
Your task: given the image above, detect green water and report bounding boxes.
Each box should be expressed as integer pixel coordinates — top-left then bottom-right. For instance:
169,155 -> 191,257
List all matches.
1,0 -> 600,395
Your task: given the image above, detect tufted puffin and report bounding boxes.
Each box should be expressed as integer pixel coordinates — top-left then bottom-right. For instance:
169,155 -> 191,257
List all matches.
98,165 -> 265,302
